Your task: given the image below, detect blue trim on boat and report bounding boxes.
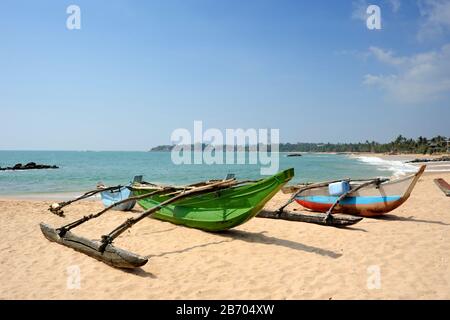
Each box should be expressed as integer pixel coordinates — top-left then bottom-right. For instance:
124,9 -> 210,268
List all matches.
101,186 -> 136,211
296,195 -> 402,205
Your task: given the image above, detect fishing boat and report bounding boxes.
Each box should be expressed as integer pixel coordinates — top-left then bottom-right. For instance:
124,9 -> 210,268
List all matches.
40,168 -> 294,268
48,176 -> 144,217
291,165 -> 426,217
99,186 -> 136,211
131,168 -> 294,231
98,176 -> 145,211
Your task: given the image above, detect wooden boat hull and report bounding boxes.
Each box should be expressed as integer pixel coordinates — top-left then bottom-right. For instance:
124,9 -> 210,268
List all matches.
295,166 -> 425,217
101,187 -> 136,211
295,196 -> 405,217
132,168 -> 294,231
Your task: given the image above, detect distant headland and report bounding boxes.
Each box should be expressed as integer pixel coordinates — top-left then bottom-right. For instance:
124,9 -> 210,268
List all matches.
149,135 -> 449,155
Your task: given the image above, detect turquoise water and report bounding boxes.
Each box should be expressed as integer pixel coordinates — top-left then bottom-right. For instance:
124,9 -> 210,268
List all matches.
0,151 -> 396,195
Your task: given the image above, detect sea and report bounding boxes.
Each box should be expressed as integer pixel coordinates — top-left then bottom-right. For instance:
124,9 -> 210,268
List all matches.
0,151 -> 419,196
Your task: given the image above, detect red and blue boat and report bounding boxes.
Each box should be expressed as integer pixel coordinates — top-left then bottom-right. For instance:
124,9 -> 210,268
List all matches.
294,165 -> 426,217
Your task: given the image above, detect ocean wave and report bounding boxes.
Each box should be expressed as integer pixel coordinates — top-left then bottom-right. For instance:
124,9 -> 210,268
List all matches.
354,156 -> 418,177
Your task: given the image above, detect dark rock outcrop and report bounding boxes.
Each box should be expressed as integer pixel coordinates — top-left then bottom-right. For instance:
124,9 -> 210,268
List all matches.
406,156 -> 450,163
0,162 -> 59,171
13,163 -> 23,169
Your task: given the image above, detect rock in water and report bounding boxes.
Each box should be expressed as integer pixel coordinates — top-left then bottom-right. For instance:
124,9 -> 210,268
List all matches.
0,163 -> 59,171
24,162 -> 37,169
13,163 -> 23,169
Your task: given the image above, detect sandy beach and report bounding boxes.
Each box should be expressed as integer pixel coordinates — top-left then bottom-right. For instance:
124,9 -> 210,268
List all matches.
2,0 -> 449,303
1,168 -> 449,300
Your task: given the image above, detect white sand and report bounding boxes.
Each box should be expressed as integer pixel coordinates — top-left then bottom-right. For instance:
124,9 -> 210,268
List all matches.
0,172 -> 449,299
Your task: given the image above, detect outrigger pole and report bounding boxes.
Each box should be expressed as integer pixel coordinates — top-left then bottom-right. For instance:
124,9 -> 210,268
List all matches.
40,178 -> 238,269
322,178 -> 388,223
48,176 -> 148,216
48,185 -> 125,217
48,177 -> 245,217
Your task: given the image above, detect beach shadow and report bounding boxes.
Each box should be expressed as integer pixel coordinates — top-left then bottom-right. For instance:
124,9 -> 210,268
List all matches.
122,267 -> 157,279
372,214 -> 450,226
145,239 -> 232,258
340,226 -> 368,232
140,227 -> 177,235
218,230 -> 342,259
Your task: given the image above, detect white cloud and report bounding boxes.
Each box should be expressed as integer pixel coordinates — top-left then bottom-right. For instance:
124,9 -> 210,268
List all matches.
368,46 -> 407,65
364,44 -> 450,104
417,0 -> 450,41
387,0 -> 401,12
352,0 -> 369,21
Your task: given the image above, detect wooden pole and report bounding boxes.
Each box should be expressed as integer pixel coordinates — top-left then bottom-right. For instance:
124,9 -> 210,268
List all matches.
98,179 -> 237,252
57,187 -> 177,236
323,178 -> 386,222
40,179 -> 238,269
48,185 -> 124,217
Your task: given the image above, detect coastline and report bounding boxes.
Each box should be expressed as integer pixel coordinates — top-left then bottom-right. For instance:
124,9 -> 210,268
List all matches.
1,152 -> 450,201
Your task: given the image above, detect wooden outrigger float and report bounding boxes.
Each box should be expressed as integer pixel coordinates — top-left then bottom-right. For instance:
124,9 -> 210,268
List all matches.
434,178 -> 450,197
40,169 -> 294,268
257,209 -> 363,227
40,223 -> 149,268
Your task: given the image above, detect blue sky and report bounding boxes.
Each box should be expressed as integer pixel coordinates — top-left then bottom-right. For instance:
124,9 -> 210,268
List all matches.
0,0 -> 449,150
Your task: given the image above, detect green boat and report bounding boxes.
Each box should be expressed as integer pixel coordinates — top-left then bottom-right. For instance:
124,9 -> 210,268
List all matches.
131,168 -> 294,232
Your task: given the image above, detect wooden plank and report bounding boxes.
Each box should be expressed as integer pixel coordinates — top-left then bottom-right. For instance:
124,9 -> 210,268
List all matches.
40,223 -> 148,269
434,178 -> 450,197
257,209 -> 363,227
40,179 -> 240,269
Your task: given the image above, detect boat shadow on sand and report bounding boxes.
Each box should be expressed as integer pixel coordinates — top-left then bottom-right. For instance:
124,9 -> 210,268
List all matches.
120,229 -> 342,277
369,214 -> 450,226
141,229 -> 341,266
146,239 -> 233,259
120,239 -> 233,278
122,267 -> 158,279
217,230 -> 342,259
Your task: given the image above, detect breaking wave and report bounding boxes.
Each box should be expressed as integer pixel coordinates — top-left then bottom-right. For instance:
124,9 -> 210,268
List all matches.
354,156 -> 418,177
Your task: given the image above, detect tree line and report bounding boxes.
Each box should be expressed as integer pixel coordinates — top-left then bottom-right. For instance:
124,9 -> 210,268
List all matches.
150,135 -> 449,154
